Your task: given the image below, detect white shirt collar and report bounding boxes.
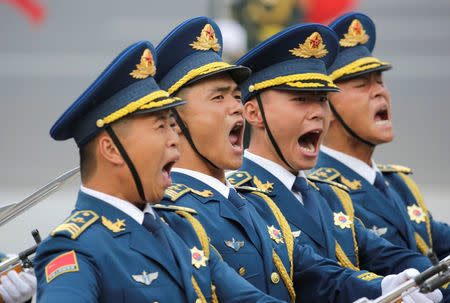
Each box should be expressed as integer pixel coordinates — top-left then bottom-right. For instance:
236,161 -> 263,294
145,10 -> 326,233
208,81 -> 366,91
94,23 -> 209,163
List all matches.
320,145 -> 380,184
171,168 -> 230,198
80,185 -> 155,224
244,150 -> 307,191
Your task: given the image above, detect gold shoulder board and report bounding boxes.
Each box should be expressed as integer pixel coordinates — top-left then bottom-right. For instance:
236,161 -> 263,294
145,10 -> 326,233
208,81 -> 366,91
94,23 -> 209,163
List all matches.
51,210 -> 99,240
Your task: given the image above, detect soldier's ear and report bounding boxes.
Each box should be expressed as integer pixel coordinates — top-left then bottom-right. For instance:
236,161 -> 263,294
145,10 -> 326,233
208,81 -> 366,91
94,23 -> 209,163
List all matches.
244,98 -> 264,128
97,131 -> 125,166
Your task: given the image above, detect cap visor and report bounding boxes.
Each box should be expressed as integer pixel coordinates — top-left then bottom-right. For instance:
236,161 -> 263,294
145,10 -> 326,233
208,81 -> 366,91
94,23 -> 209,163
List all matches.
335,64 -> 392,82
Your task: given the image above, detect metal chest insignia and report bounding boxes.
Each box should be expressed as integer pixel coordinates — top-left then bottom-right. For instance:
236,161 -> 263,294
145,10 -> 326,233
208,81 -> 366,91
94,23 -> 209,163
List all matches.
224,238 -> 245,252
333,212 -> 352,229
267,225 -> 284,244
370,225 -> 388,237
407,205 -> 426,224
132,270 -> 158,286
190,24 -> 221,52
191,246 -> 208,269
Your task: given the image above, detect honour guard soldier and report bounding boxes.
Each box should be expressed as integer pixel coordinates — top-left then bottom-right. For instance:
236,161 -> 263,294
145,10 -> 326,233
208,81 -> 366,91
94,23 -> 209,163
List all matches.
315,12 -> 450,262
231,21 -> 443,302
33,40 -> 285,303
152,16 -> 432,303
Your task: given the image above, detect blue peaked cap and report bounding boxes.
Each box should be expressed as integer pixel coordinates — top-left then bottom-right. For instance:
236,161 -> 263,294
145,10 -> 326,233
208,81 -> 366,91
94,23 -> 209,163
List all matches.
328,12 -> 391,82
236,23 -> 340,103
50,41 -> 185,147
155,16 -> 251,96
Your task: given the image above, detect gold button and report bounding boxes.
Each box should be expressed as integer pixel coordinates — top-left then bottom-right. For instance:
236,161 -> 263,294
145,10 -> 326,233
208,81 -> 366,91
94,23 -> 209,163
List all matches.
271,272 -> 280,284
238,267 -> 246,276
196,299 -> 201,303
249,85 -> 255,92
96,119 -> 104,128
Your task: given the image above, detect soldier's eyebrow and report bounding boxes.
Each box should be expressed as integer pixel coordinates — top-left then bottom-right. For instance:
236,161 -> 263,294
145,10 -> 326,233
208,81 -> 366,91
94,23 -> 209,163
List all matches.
208,84 -> 239,93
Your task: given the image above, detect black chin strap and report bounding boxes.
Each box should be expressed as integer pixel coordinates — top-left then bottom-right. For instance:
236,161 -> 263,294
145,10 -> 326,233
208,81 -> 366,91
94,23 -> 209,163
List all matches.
106,126 -> 146,201
255,93 -> 295,171
328,102 -> 375,147
171,108 -> 219,169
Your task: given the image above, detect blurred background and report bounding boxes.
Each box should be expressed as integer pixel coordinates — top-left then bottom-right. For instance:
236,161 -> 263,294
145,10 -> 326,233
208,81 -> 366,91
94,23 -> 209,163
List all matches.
1,0 -> 449,254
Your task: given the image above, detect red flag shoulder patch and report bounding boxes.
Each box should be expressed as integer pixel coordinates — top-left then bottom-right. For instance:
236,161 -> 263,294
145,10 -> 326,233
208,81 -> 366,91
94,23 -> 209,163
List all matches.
45,250 -> 79,283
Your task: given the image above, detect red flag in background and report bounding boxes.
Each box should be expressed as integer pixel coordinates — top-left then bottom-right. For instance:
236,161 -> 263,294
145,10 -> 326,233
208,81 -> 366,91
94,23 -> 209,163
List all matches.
1,0 -> 46,26
300,0 -> 359,24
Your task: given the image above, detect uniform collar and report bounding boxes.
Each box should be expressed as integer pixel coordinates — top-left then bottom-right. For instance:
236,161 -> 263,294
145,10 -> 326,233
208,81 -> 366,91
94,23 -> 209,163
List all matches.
171,167 -> 231,198
320,145 -> 380,184
80,185 -> 155,224
244,150 -> 307,190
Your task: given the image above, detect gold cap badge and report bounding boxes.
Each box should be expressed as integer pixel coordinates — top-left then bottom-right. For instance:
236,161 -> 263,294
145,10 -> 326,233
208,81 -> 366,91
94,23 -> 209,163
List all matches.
191,246 -> 208,269
130,48 -> 156,79
333,212 -> 352,229
190,24 -> 221,52
289,32 -> 328,59
407,205 -> 426,224
339,19 -> 369,47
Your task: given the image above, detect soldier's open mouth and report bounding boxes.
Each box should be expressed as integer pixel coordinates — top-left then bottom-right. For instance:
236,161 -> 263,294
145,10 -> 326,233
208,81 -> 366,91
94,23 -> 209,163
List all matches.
374,107 -> 389,125
298,129 -> 321,154
229,120 -> 244,151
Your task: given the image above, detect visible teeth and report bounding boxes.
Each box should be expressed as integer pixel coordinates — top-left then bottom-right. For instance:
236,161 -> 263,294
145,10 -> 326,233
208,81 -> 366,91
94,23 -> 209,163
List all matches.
311,130 -> 320,133
375,120 -> 389,125
300,143 -> 316,153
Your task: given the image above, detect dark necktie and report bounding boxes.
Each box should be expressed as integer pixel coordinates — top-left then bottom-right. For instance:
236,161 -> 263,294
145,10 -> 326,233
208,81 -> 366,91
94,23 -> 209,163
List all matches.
228,188 -> 254,227
374,172 -> 390,198
292,177 -> 321,224
142,212 -> 174,260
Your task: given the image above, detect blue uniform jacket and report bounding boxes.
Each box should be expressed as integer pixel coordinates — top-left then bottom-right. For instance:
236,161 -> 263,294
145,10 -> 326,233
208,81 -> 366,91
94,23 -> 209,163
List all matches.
234,157 -> 433,276
316,151 -> 450,261
34,191 -> 283,303
158,172 -> 384,303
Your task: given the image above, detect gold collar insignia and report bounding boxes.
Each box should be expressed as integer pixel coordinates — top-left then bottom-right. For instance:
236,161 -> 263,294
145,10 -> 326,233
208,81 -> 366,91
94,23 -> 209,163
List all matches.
340,175 -> 362,190
101,216 -> 126,232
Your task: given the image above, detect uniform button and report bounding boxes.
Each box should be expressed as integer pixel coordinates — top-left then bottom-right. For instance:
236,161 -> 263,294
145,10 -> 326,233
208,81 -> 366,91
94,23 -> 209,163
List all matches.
196,299 -> 202,303
238,267 -> 246,276
271,272 -> 280,284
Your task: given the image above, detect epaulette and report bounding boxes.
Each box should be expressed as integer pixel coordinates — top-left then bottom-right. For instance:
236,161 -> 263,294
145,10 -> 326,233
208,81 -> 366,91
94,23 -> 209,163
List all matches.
226,171 -> 252,187
51,210 -> 99,240
152,204 -> 198,214
377,164 -> 412,174
227,171 -> 274,194
164,183 -> 213,202
308,168 -> 349,192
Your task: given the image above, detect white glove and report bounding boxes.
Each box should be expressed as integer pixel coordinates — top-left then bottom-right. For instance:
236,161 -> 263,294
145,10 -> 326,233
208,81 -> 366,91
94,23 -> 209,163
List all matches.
381,268 -> 443,303
0,269 -> 36,303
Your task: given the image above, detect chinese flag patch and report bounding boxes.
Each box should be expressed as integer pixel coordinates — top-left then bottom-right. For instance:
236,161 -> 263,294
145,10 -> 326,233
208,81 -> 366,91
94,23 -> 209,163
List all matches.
45,250 -> 79,283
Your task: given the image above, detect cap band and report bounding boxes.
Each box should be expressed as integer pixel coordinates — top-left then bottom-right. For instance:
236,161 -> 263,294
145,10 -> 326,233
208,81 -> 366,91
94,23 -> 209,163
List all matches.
96,90 -> 180,127
168,61 -> 235,95
329,57 -> 390,81
248,73 -> 337,93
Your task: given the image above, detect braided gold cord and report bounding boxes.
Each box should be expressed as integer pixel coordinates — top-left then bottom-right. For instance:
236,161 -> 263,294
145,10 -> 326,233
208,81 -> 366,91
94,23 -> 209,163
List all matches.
175,211 -> 210,258
273,251 -> 296,303
331,186 -> 360,268
329,57 -> 390,81
191,276 -> 207,303
397,173 -> 433,250
335,241 -> 359,270
168,62 -> 234,95
97,90 -> 170,127
211,284 -> 218,303
250,73 -> 335,92
414,232 -> 430,255
251,191 -> 294,280
139,97 -> 182,110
